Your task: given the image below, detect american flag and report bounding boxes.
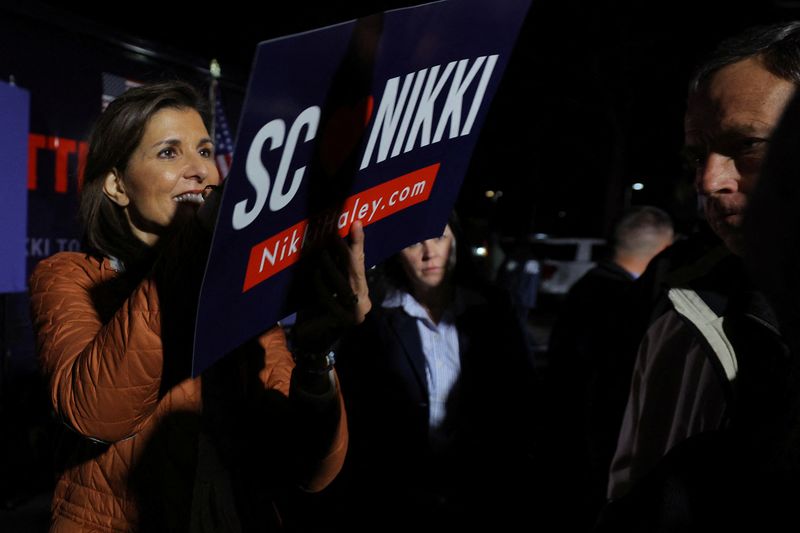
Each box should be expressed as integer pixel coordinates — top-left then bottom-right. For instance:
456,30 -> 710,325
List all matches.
214,88 -> 234,180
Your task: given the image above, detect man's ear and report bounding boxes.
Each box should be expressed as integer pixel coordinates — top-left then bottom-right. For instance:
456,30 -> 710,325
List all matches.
103,169 -> 130,207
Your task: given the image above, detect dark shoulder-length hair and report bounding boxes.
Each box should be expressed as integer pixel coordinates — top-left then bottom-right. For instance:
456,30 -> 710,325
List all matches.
79,80 -> 210,266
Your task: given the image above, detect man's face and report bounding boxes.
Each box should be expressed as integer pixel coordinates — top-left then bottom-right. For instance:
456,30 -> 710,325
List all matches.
685,57 -> 795,255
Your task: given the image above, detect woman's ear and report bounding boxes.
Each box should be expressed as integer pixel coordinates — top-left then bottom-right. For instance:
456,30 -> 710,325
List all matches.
103,169 -> 130,207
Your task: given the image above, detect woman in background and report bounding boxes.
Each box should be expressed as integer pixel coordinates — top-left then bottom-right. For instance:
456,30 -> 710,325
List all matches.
333,215 -> 537,529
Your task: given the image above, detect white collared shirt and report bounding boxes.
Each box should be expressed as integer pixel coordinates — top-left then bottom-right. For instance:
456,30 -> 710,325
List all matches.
383,290 -> 461,436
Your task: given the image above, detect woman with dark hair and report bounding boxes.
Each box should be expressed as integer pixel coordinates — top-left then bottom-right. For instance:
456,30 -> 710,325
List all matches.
332,215 -> 536,529
28,81 -> 370,532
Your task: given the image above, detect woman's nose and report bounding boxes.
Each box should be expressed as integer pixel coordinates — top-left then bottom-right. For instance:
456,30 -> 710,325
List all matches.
420,240 -> 436,259
185,154 -> 219,184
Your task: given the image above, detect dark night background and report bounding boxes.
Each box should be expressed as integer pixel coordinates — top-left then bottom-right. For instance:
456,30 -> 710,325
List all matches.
2,0 -> 800,528
13,0 -> 800,240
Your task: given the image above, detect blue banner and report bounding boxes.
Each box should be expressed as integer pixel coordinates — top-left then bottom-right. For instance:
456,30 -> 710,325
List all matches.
194,0 -> 531,375
0,81 -> 30,293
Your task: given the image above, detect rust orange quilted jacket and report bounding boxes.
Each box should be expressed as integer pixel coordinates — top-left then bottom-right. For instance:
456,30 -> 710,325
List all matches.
29,252 -> 347,532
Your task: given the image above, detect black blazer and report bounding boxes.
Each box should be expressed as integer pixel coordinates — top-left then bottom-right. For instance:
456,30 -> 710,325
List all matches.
334,285 -> 536,526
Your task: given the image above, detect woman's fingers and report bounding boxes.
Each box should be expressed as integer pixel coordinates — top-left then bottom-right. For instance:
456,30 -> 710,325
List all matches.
347,221 -> 372,323
293,221 -> 373,354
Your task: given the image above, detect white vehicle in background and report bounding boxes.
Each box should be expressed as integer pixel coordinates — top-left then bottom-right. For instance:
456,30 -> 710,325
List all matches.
529,236 -> 607,296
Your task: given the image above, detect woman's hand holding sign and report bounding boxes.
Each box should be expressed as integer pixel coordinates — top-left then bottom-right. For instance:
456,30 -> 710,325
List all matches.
291,221 -> 371,377
196,180 -> 370,377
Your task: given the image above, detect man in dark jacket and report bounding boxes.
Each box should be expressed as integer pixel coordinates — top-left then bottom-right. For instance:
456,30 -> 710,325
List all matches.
597,22 -> 800,531
543,206 -> 673,529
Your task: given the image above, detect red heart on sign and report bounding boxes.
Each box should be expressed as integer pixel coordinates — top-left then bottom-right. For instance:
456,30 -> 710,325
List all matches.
319,96 -> 374,176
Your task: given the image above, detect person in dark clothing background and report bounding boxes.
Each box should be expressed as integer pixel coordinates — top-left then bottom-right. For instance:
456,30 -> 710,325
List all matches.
496,238 -> 543,361
331,213 -> 537,530
541,206 -> 674,530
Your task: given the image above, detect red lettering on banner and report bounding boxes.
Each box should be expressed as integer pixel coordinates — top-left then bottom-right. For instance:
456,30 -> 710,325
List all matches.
49,137 -> 78,193
27,134 -> 87,193
77,141 -> 89,191
242,163 -> 440,292
28,134 -> 46,191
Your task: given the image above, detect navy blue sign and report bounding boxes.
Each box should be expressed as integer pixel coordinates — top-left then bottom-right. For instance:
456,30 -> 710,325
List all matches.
194,0 -> 532,375
0,81 -> 30,293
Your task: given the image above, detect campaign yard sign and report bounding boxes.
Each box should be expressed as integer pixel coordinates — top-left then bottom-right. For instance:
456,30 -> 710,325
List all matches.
0,81 -> 30,293
194,0 -> 531,375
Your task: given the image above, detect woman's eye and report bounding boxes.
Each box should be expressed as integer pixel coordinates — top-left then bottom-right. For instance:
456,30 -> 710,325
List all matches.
158,148 -> 176,158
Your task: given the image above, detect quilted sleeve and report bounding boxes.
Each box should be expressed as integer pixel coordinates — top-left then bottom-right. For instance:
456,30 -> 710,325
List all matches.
30,254 -> 164,443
